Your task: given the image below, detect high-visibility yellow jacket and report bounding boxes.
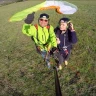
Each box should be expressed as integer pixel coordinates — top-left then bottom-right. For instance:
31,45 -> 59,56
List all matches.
22,23 -> 57,51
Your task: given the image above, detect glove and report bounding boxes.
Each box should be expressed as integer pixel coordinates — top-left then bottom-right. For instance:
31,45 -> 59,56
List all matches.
24,12 -> 35,24
52,47 -> 57,53
36,46 -> 41,54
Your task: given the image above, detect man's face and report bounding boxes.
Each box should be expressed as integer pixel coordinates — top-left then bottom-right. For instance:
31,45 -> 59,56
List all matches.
39,18 -> 48,27
60,22 -> 68,31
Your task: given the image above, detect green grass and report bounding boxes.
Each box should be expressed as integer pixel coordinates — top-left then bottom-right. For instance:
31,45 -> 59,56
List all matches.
0,0 -> 96,96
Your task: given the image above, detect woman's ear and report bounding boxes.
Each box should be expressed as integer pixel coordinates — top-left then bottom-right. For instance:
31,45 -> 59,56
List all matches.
67,21 -> 72,28
66,25 -> 69,29
67,22 -> 71,29
66,23 -> 69,29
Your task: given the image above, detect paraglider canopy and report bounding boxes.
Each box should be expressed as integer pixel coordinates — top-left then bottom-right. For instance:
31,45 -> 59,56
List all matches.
40,0 -> 77,14
9,0 -> 78,22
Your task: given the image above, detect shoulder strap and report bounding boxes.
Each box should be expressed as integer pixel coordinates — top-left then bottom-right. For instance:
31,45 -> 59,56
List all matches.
55,27 -> 61,38
34,24 -> 38,30
34,24 -> 39,41
33,24 -> 50,44
47,24 -> 50,33
34,24 -> 50,40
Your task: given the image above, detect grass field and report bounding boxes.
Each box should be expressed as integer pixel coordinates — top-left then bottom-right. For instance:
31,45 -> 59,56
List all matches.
0,0 -> 96,96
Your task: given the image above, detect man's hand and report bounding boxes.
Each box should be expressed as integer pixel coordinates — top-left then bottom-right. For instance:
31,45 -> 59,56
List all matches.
24,12 -> 35,24
52,47 -> 57,53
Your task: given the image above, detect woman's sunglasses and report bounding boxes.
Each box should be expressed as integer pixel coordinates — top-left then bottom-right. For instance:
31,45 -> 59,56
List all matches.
40,19 -> 48,22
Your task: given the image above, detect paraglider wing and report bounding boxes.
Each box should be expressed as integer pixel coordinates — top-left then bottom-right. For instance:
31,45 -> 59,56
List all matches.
9,2 -> 45,22
40,1 -> 78,14
9,0 -> 78,22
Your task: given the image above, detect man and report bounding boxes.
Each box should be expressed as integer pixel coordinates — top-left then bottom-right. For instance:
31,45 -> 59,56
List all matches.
54,17 -> 77,70
22,12 -> 57,68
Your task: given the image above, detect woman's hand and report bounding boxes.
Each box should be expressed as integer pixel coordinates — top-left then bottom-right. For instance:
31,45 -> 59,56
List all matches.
56,38 -> 60,44
68,22 -> 75,32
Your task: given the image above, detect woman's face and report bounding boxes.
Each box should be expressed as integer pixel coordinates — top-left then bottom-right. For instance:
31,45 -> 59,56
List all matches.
59,22 -> 68,31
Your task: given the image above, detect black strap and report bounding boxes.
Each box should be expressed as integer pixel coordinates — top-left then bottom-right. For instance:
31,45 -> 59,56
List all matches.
53,67 -> 62,96
34,24 -> 39,41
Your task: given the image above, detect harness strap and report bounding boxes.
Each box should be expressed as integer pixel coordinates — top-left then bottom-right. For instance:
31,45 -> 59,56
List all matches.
34,24 -> 39,41
34,24 -> 50,46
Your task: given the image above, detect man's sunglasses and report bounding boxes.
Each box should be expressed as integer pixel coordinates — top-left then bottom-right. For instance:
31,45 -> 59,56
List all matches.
39,19 -> 48,22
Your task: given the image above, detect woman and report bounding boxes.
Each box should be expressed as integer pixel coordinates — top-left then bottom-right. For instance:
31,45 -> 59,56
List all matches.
54,17 -> 77,70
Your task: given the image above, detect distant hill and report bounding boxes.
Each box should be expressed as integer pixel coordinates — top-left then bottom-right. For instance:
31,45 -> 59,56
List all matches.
0,0 -> 93,6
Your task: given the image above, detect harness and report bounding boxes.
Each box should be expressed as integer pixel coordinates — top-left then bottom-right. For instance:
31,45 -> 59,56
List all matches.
31,24 -> 50,46
56,30 -> 72,55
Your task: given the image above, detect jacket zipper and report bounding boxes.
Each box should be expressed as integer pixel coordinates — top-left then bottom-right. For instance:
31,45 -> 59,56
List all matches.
63,33 -> 67,49
42,28 -> 46,42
